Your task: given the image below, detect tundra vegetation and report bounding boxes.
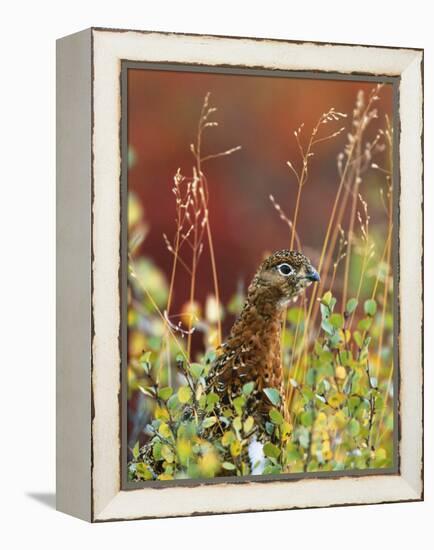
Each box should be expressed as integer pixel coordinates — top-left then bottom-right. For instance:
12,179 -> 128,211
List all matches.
127,86 -> 394,481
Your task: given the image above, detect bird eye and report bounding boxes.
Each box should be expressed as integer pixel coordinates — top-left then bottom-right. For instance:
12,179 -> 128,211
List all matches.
277,263 -> 293,276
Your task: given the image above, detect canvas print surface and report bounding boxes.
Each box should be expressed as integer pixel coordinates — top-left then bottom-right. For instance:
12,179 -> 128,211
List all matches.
125,66 -> 396,483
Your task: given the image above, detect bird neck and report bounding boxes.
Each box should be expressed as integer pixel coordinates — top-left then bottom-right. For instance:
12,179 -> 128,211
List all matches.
229,290 -> 284,349
246,283 -> 286,319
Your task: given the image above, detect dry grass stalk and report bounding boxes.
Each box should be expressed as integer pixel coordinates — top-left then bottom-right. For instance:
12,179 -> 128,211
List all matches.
286,84 -> 389,414
164,93 -> 241,361
277,108 -> 347,412
373,117 -> 394,447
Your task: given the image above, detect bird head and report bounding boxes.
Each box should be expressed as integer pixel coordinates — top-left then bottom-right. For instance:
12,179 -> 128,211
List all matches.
249,249 -> 320,310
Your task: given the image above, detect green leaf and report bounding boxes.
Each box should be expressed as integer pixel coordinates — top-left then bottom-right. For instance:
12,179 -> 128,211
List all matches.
364,299 -> 377,317
167,394 -> 180,410
306,368 -> 316,386
300,410 -> 314,427
263,442 -> 281,459
329,313 -> 344,329
199,394 -> 207,408
242,381 -> 255,395
263,387 -> 281,406
286,445 -> 301,462
358,317 -> 372,331
329,332 -> 341,349
206,392 -> 219,411
348,396 -> 361,414
177,386 -> 192,403
301,387 -> 314,402
346,298 -> 358,314
157,386 -> 173,401
318,350 -> 333,363
222,461 -> 236,471
269,409 -> 284,425
314,340 -> 324,355
263,464 -> 282,475
232,395 -> 246,415
265,421 -> 275,435
189,363 -> 204,379
321,319 -> 335,335
349,418 -> 360,436
136,462 -> 153,480
152,441 -> 162,461
353,331 -> 363,348
319,362 -> 335,378
321,291 -> 332,307
204,349 -> 217,364
320,303 -> 330,320
340,350 -> 353,367
202,416 -> 217,428
132,441 -> 140,460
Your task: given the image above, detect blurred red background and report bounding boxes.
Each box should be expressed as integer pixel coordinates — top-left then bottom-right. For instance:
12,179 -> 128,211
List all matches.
127,68 -> 393,335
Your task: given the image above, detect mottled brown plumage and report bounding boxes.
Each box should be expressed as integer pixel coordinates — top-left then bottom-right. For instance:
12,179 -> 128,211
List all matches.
208,250 -> 320,422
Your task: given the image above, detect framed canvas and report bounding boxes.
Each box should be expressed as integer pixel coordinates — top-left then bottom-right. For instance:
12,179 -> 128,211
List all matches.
56,27 -> 423,522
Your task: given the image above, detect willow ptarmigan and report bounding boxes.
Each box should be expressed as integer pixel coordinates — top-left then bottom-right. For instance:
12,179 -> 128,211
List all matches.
208,250 -> 320,424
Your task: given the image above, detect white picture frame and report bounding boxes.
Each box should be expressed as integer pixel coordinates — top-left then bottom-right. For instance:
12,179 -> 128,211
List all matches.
56,27 -> 423,522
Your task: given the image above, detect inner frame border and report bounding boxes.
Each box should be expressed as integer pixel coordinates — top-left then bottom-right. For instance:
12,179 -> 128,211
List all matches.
119,60 -> 401,491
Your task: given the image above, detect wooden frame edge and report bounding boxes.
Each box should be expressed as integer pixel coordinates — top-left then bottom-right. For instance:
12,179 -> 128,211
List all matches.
55,27 -> 423,522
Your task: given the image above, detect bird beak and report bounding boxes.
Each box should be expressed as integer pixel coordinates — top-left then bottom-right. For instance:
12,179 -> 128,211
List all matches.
306,268 -> 320,282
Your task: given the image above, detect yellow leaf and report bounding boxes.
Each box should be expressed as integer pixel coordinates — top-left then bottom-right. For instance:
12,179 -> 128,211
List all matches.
161,444 -> 174,463
198,450 -> 220,477
205,295 -> 223,324
335,410 -> 347,429
281,421 -> 293,438
339,329 -> 351,343
222,431 -> 235,447
178,386 -> 192,404
155,405 -> 170,421
230,440 -> 242,457
335,366 -> 347,380
316,412 -> 327,424
328,392 -> 346,408
195,384 -> 204,401
322,440 -> 331,454
376,448 -> 387,461
129,331 -> 147,357
243,416 -> 254,434
127,308 -> 138,326
323,449 -> 333,461
232,416 -> 242,432
176,439 -> 192,464
159,422 -> 172,439
158,473 -> 174,481
181,301 -> 201,327
208,329 -> 219,348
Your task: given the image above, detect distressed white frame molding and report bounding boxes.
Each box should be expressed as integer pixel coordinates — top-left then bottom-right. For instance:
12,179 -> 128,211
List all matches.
56,28 -> 423,522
